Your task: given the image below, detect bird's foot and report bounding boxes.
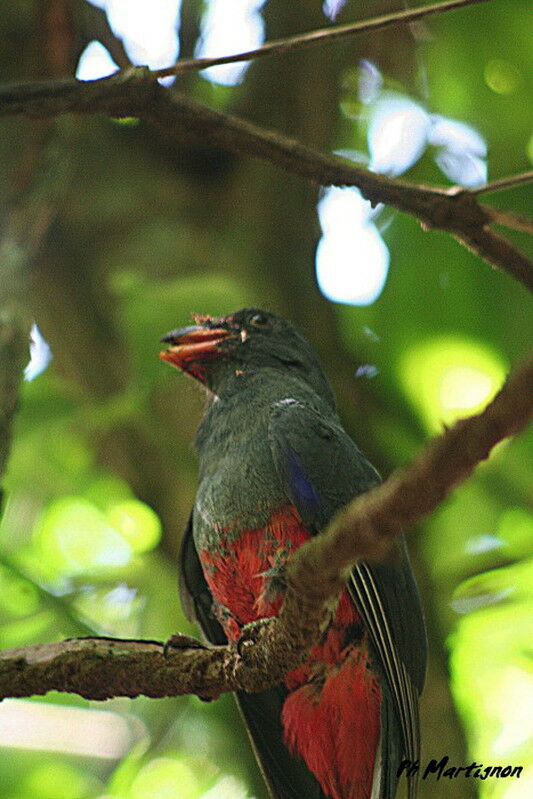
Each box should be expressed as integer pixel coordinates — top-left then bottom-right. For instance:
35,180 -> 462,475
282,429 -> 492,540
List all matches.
237,617 -> 272,659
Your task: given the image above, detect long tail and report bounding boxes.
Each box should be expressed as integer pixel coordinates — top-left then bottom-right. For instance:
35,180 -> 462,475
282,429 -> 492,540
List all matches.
281,647 -> 382,799
236,686 -> 327,799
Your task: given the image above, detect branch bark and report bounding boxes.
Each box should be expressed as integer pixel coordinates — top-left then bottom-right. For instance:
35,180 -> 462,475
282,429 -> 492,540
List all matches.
474,171 -> 533,195
1,355 -> 531,701
483,206 -> 533,235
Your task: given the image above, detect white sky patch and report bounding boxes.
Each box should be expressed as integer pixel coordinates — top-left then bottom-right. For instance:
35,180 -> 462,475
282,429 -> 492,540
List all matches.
76,40 -> 119,80
430,116 -> 487,187
322,0 -> 347,22
362,325 -> 381,343
86,0 -> 182,85
429,116 -> 487,157
363,69 -> 487,186
368,94 -> 431,177
196,0 -> 266,86
358,59 -> 383,105
24,322 -> 52,381
450,587 -> 513,614
355,364 -> 379,379
464,534 -> 504,555
315,187 -> 389,306
316,61 -> 488,306
0,699 -> 137,758
435,150 -> 487,188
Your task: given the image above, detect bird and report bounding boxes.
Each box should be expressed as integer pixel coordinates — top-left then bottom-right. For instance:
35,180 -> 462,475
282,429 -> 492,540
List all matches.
159,308 -> 427,799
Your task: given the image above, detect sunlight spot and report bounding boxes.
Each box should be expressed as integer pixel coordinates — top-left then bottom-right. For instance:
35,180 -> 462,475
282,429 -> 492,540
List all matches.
439,365 -> 493,413
196,0 -> 266,86
33,497 -> 133,575
106,499 -> 162,553
503,772 -> 533,799
484,59 -> 522,95
450,592 -> 533,791
316,187 -> 389,306
201,775 -> 251,798
399,336 -> 507,433
0,700 -> 136,757
24,322 -> 52,381
24,762 -> 90,799
491,667 -> 533,756
498,508 -> 533,557
527,133 -> 533,165
129,758 -> 199,799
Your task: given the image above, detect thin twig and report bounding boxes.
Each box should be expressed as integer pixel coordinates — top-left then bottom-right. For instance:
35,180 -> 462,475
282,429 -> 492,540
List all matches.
474,171 -> 533,195
154,0 -> 492,79
483,206 -> 533,235
0,355 -> 531,701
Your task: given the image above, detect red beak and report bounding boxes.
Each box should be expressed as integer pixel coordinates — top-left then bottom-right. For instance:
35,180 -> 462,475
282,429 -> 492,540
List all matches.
158,325 -> 231,371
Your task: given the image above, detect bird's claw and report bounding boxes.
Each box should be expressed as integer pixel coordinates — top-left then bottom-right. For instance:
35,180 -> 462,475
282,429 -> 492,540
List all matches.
237,618 -> 272,658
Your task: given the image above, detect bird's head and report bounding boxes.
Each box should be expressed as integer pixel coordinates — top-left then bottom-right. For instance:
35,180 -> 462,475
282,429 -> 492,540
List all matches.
159,307 -> 335,403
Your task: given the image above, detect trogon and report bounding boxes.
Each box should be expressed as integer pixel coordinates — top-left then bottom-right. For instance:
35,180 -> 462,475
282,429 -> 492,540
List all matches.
159,308 -> 427,799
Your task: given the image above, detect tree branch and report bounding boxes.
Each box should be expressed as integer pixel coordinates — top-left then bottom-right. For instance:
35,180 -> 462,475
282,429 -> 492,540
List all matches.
0,71 -> 531,291
1,120 -> 71,489
1,356 -> 531,701
153,0 -> 492,79
483,206 -> 533,235
0,306 -> 28,484
474,171 -> 533,195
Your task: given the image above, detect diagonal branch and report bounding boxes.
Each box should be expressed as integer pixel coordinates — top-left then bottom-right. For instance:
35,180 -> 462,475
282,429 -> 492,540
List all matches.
482,206 -> 533,236
474,171 -> 533,195
0,71 -> 531,291
153,0 -> 492,79
0,355 -> 531,701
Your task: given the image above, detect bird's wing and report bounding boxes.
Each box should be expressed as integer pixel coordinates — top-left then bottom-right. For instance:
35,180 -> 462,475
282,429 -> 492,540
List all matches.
268,398 -> 427,799
179,511 -> 227,645
178,511 -> 327,799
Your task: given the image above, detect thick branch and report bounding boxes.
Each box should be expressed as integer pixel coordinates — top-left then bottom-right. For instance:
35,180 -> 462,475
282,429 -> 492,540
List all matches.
0,72 -> 531,290
154,0 -> 492,79
1,356 -> 531,701
0,306 -> 28,482
1,121 -> 71,486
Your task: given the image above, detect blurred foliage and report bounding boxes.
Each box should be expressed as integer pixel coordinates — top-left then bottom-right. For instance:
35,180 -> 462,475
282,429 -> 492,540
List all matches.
0,1 -> 531,798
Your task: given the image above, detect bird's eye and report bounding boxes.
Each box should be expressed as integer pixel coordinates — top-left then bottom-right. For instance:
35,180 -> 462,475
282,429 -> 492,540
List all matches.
249,313 -> 272,328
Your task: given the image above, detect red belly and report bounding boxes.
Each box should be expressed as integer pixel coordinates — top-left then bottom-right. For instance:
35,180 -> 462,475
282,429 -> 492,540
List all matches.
199,504 -> 310,631
199,504 -> 382,799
